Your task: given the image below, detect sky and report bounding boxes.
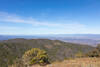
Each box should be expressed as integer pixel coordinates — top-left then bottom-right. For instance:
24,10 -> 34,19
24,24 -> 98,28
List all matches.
0,0 -> 100,35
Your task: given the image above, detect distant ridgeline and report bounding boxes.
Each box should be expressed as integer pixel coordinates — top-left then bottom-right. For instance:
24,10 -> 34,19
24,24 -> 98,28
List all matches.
0,38 -> 95,67
0,34 -> 100,46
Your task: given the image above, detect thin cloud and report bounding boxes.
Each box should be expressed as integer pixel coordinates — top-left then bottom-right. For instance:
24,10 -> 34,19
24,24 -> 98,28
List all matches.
0,12 -> 86,34
0,12 -> 84,26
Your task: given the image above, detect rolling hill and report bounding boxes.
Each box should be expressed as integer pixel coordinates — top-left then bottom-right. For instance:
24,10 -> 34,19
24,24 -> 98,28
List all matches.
0,34 -> 100,46
0,38 -> 94,67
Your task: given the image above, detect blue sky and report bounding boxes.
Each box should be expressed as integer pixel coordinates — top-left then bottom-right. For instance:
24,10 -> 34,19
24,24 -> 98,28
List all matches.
0,0 -> 100,35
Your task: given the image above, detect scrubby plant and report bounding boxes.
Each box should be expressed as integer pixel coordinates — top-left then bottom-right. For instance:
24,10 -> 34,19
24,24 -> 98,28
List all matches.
96,44 -> 100,51
75,51 -> 84,58
86,49 -> 100,57
22,48 -> 50,66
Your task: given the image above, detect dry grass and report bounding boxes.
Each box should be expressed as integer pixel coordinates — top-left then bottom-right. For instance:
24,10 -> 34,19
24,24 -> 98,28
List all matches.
32,58 -> 100,67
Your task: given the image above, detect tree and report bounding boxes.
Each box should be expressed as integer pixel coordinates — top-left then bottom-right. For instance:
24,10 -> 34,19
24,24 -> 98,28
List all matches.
22,48 -> 49,66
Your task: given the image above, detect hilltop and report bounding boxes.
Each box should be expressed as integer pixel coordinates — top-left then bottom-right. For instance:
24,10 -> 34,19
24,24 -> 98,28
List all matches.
0,38 -> 94,67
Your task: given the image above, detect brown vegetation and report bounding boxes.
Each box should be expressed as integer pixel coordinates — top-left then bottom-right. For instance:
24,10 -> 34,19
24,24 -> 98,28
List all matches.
31,58 -> 100,67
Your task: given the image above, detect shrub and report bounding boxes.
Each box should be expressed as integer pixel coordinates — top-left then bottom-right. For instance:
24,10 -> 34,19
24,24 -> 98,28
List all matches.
75,51 -> 84,58
22,48 -> 49,66
86,49 -> 100,57
96,44 -> 100,51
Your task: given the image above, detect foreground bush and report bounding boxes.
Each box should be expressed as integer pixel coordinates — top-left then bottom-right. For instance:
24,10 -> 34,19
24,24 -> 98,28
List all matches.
22,48 -> 50,66
86,49 -> 100,57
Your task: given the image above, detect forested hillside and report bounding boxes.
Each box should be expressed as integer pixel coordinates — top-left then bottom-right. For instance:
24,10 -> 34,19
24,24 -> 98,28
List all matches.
0,39 -> 94,67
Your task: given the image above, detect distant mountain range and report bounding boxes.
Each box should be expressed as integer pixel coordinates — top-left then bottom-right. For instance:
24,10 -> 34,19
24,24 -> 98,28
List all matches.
0,34 -> 100,46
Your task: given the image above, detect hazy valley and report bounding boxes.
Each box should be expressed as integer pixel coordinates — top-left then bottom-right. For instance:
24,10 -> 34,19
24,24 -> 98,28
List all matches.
1,34 -> 100,46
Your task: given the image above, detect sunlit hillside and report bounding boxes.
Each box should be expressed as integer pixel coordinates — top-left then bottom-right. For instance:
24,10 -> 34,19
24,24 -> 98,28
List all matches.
0,39 -> 94,67
32,58 -> 100,67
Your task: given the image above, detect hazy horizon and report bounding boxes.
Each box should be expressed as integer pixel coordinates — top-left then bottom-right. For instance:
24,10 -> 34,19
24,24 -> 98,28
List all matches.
1,33 -> 100,36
